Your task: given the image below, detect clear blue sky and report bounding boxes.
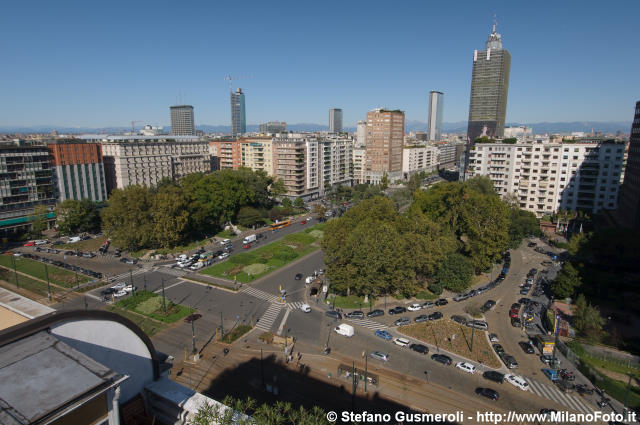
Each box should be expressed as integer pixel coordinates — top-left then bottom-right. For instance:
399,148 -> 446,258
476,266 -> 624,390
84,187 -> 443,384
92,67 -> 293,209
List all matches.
1,0 -> 638,128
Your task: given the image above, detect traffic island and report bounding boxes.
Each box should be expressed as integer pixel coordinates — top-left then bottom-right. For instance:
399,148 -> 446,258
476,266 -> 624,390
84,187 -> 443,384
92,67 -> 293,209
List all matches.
113,290 -> 193,323
399,319 -> 502,369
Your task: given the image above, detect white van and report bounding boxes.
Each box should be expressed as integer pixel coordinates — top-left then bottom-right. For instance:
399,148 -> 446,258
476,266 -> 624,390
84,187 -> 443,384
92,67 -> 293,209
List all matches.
334,323 -> 354,338
505,374 -> 530,391
68,236 -> 81,243
243,234 -> 257,244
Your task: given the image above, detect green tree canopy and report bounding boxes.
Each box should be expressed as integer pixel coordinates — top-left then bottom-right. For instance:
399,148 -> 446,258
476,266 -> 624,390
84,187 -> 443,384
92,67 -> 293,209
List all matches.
29,205 -> 49,238
55,199 -> 101,235
101,186 -> 154,251
152,185 -> 190,248
434,253 -> 474,293
236,206 -> 266,228
293,197 -> 304,209
552,262 -> 582,299
572,294 -> 605,342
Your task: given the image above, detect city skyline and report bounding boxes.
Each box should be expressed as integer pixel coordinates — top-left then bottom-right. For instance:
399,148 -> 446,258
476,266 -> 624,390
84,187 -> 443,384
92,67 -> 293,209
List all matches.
1,1 -> 638,128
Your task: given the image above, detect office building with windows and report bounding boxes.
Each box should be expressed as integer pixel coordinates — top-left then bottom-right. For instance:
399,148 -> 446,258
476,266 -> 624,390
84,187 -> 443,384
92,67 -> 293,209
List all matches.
170,105 -> 195,136
47,140 -> 107,202
329,108 -> 343,133
258,122 -> 286,134
364,108 -> 405,183
231,88 -> 246,136
427,91 -> 444,141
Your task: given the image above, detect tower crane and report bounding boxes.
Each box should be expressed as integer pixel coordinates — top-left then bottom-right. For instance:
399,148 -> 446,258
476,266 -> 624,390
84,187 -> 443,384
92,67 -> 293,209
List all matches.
224,74 -> 253,92
130,120 -> 145,133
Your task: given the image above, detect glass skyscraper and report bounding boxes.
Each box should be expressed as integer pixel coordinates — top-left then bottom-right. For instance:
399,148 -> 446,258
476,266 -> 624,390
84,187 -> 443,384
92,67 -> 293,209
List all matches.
231,88 -> 246,136
466,21 -> 511,143
427,91 -> 444,141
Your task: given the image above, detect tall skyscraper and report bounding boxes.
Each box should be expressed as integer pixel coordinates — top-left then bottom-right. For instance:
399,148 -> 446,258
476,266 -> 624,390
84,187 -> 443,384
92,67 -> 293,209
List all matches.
170,105 -> 195,135
466,19 -> 511,142
427,91 -> 444,141
618,101 -> 640,228
329,108 -> 343,133
231,88 -> 246,136
365,108 -> 404,183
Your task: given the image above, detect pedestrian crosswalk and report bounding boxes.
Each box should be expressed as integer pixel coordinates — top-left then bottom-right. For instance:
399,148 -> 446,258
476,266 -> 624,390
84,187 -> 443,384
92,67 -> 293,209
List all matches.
156,266 -> 187,277
346,317 -> 388,331
240,286 -> 281,303
109,268 -> 148,282
527,378 -> 594,415
287,301 -> 305,310
255,303 -> 284,332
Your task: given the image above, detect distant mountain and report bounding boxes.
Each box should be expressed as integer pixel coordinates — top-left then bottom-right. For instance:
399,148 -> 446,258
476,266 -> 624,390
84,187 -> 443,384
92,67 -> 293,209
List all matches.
0,121 -> 631,135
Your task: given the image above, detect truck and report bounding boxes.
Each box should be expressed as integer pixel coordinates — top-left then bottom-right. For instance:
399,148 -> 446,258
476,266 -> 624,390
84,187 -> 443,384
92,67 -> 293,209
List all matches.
242,234 -> 257,244
334,323 -> 354,338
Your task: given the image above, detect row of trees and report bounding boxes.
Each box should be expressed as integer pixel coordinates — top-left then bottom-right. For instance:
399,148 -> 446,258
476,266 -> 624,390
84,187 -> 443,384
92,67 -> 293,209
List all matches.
321,177 -> 540,298
193,397 -> 327,425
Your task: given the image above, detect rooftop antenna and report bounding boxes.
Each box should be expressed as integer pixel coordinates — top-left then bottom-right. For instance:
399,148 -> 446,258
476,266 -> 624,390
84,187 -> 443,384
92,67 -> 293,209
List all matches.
493,13 -> 497,33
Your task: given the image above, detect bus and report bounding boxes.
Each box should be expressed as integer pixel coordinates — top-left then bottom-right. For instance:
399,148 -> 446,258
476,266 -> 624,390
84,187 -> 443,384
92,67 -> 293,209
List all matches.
270,220 -> 291,230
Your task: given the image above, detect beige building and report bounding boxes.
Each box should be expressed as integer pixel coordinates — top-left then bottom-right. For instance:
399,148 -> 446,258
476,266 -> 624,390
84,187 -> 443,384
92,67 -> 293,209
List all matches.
272,135 -> 319,199
402,145 -> 439,179
240,136 -> 274,175
365,109 -> 405,183
352,147 -> 366,184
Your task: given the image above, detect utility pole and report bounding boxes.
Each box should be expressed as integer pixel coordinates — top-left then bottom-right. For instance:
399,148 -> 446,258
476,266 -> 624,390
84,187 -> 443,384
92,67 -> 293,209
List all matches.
191,319 -> 196,353
161,278 -> 167,313
44,263 -> 51,301
129,269 -> 133,287
11,255 -> 18,288
75,270 -> 79,289
470,326 -> 475,353
220,312 -> 224,339
143,275 -> 147,292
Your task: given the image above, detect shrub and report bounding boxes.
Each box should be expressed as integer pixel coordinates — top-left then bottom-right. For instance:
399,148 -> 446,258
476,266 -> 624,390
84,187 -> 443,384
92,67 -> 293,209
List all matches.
428,282 -> 443,295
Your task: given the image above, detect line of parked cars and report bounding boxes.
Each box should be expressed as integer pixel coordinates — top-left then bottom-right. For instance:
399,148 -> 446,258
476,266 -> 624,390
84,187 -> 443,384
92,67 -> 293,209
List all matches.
454,252 -> 510,302
100,281 -> 137,299
17,253 -> 103,279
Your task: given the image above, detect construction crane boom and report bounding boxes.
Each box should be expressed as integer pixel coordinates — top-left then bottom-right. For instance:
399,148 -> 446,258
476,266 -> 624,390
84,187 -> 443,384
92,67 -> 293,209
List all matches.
224,74 -> 253,92
130,120 -> 145,133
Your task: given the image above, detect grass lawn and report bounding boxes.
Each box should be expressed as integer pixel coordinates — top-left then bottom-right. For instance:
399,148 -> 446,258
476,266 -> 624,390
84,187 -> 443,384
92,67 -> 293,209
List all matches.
221,324 -> 253,344
215,229 -> 237,239
0,254 -> 90,288
115,290 -> 193,323
0,268 -> 61,299
59,236 -> 107,251
400,319 -> 501,368
331,294 -> 375,310
107,306 -> 168,337
200,224 -> 325,283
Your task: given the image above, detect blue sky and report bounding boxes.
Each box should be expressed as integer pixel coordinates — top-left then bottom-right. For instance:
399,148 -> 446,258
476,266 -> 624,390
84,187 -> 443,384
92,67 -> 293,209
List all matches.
1,0 -> 638,128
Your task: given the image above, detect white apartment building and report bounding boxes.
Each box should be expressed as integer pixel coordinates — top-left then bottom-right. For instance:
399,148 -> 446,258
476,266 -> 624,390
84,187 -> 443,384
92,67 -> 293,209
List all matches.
402,145 -> 439,179
467,140 -> 625,217
352,148 -> 366,185
240,137 -> 274,175
320,135 -> 353,192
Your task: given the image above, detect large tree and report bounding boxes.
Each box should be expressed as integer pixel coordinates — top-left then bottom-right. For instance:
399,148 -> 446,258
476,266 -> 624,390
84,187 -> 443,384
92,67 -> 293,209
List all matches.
55,199 -> 101,235
101,186 -> 154,251
152,185 -> 190,248
434,253 -> 474,293
552,262 -> 582,299
29,205 -> 50,237
572,294 -> 605,342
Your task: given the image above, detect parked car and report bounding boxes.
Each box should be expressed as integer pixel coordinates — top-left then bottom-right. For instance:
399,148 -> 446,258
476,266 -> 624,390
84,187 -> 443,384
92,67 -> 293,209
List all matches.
217,252 -> 229,260
492,344 -> 505,355
374,329 -> 393,341
414,314 -> 429,323
294,273 -> 303,280
511,317 -> 522,327
393,337 -> 410,347
451,315 -> 467,325
82,252 -> 96,258
407,303 -> 422,312
243,243 -> 251,249
456,362 -> 477,374
431,354 -> 452,365
428,312 -> 443,321
100,288 -> 117,296
388,306 -> 406,315
482,300 -> 496,312
468,320 -> 488,330
489,333 -> 499,343
475,387 -> 499,401
421,301 -> 435,309
370,351 -> 389,362
505,374 -> 530,391
519,341 -> 535,354
453,294 -> 469,302
24,241 -> 35,247
367,309 -> 384,318
541,368 -> 559,382
300,304 -> 311,313
113,290 -> 127,298
482,371 -> 504,384
394,317 -> 411,326
111,282 -> 127,290
509,310 -> 520,319
325,310 -> 342,320
220,239 -> 231,246
184,313 -> 202,323
540,354 -> 560,366
500,354 -> 519,369
409,344 -> 429,354
435,299 -> 448,306
345,311 -> 364,319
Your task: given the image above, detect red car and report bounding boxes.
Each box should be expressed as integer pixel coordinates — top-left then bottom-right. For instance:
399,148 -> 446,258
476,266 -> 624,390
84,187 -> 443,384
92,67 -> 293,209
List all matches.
509,310 -> 520,319
23,241 -> 35,247
243,243 -> 251,249
300,220 -> 307,225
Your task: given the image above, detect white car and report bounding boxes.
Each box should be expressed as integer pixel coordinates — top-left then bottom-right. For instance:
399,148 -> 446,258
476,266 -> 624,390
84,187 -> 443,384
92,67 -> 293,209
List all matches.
220,239 -> 231,246
306,217 -> 312,221
122,285 -> 135,293
393,337 -> 410,347
489,333 -> 499,343
300,304 -> 311,313
111,282 -> 127,290
455,362 -> 477,374
218,252 -> 230,260
407,303 -> 422,312
505,374 -> 530,391
113,290 -> 127,298
34,239 -> 48,245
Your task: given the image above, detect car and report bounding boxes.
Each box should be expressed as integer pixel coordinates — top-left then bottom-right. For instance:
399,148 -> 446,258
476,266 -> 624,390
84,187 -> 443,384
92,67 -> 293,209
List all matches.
367,309 -> 384,318
82,252 -> 96,258
374,329 -> 393,341
393,337 -> 410,347
421,301 -> 435,309
409,343 -> 429,354
300,304 -> 311,313
295,273 -> 303,280
184,313 -> 202,323
218,252 -> 229,260
23,241 -> 35,247
12,252 -> 22,257
122,285 -> 136,293
431,354 -> 452,365
220,239 -> 231,246
489,333 -> 499,343
345,311 -> 364,319
468,320 -> 488,330
453,294 -> 469,302
435,299 -> 448,306
243,243 -> 251,249
519,342 -> 535,354
540,354 -> 560,366
394,317 -> 411,326
100,288 -> 117,296
509,310 -> 520,319
325,310 -> 342,320
475,387 -> 499,401
510,302 -> 521,310
539,409 -> 558,420
300,220 -> 307,225
111,282 -> 127,290
482,300 -> 496,312
456,362 -> 477,374
451,315 -> 467,325
388,306 -> 406,315
518,297 -> 531,305
541,368 -> 559,382
482,371 -> 504,384
414,314 -> 429,323
113,249 -> 121,257
500,354 -> 519,369
113,290 -> 127,298
428,312 -> 443,321
369,351 -> 389,362
528,242 -> 537,248
520,288 -> 530,295
64,250 -> 74,255
52,240 -> 64,246
505,374 -> 530,391
493,344 -> 505,355
407,303 -> 422,311
511,317 -> 522,327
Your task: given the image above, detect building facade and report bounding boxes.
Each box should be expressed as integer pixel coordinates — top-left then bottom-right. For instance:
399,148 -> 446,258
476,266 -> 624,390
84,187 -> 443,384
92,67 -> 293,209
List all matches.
240,137 -> 274,175
272,135 -> 317,199
329,108 -> 343,133
170,105 -> 195,136
258,122 -> 286,134
402,145 -> 439,179
209,139 -> 242,170
365,109 -> 405,183
352,147 -> 366,185
0,142 -> 56,237
47,140 -> 107,202
467,21 -> 511,143
467,140 -> 625,217
617,101 -> 640,228
320,135 -> 353,192
356,120 -> 366,147
231,88 -> 246,136
436,141 -> 466,169
427,91 -> 444,141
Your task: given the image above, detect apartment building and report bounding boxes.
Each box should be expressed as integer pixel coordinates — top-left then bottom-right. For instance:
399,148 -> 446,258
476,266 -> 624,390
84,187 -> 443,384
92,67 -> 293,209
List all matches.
352,147 -> 366,185
272,135 -> 319,199
365,109 -> 404,184
402,145 -> 439,179
47,140 -> 107,202
0,141 -> 56,237
81,135 -> 211,192
319,135 -> 353,192
467,140 -> 625,216
240,136 -> 274,175
209,139 -> 242,170
435,140 -> 466,169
